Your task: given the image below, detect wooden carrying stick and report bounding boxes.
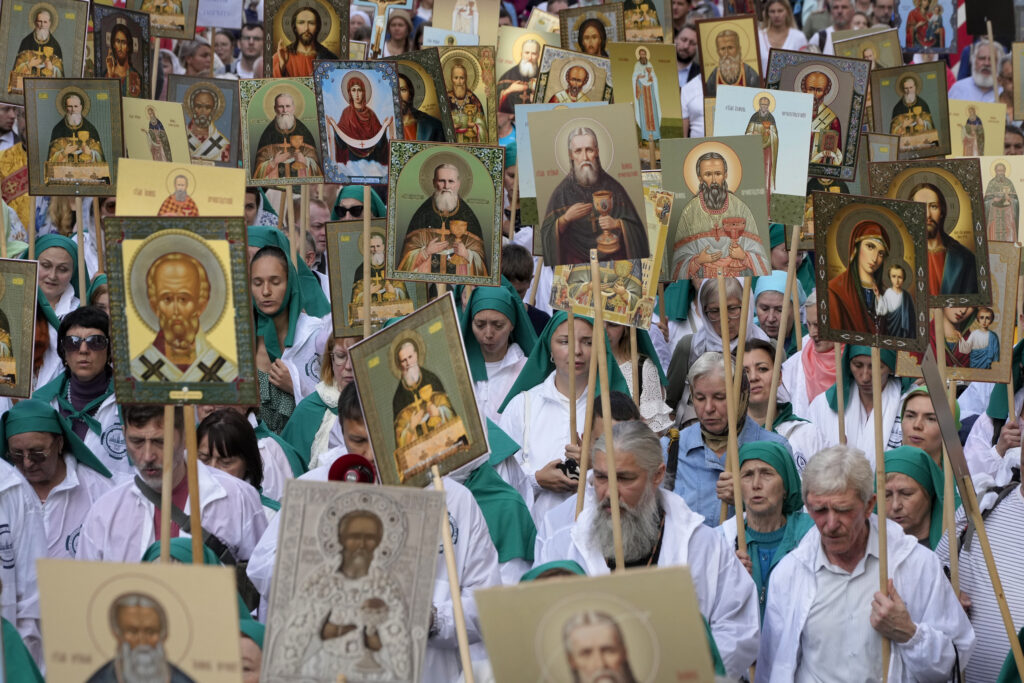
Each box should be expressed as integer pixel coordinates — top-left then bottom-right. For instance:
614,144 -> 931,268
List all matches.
506,177 -> 518,240
933,313 -> 958,594
528,255 -> 543,307
362,185 -> 372,338
183,405 -> 203,562
567,308 -> 578,439
765,226 -> 801,426
151,39 -> 161,99
870,346 -> 890,681
285,186 -> 296,266
791,271 -> 802,352
836,344 -> 846,445
159,405 -> 175,562
300,184 -> 309,270
431,466 -> 475,683
75,197 -> 86,301
716,276 -> 745,551
732,277 -> 751,399
629,326 -> 639,406
590,249 -> 624,570
575,346 -> 599,519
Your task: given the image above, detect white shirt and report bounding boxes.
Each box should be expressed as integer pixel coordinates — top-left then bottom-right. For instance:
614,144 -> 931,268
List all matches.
40,456 -> 117,558
681,76 -> 705,137
963,386 -> 1024,484
806,378 -> 904,466
280,312 -> 329,402
0,130 -> 17,152
0,460 -> 45,665
42,388 -> 133,476
948,77 -> 999,103
37,288 -> 79,390
247,413 -> 295,502
76,461 -> 267,563
474,343 -> 527,426
758,28 -> 808,71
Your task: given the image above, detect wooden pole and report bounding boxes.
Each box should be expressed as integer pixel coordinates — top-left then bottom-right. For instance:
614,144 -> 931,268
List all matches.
629,326 -> 639,406
183,405 -> 203,563
988,20 -> 998,101
717,276 -> 745,549
159,405 -> 174,562
207,27 -> 215,77
764,226 -> 801,424
657,282 -> 666,339
732,277 -> 751,399
575,347 -> 599,520
528,256 -> 542,307
590,249 -> 624,571
791,274 -> 802,352
0,196 -> 8,258
96,212 -> 105,273
506,176 -> 518,240
871,346 -> 890,681
944,382 -> 959,595
75,197 -> 86,302
567,308 -> 577,439
299,184 -> 309,271
362,186 -> 372,339
431,466 -> 476,683
836,344 -> 846,445
151,39 -> 160,99
285,185 -> 296,267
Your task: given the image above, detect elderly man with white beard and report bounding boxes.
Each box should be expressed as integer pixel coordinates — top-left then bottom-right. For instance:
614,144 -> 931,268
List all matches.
498,39 -> 540,109
704,29 -> 760,96
47,92 -> 106,165
10,7 -> 64,88
949,38 -> 1003,103
86,593 -> 195,683
397,163 -> 489,276
252,92 -> 322,180
186,87 -> 231,164
534,421 -> 760,678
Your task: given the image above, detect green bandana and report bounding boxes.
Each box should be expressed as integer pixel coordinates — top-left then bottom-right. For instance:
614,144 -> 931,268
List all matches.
487,418 -> 520,466
497,310 -> 630,413
1,618 -> 43,683
739,441 -> 803,514
988,339 -> 1024,420
465,462 -> 536,563
32,233 -> 85,331
632,328 -> 667,385
661,280 -> 694,321
247,225 -> 330,317
769,223 -> 786,249
461,278 -> 538,382
0,398 -> 111,477
825,345 -> 909,411
86,272 -> 107,303
34,372 -> 113,436
883,446 -> 948,550
519,560 -> 586,582
772,401 -> 809,431
240,615 -> 265,650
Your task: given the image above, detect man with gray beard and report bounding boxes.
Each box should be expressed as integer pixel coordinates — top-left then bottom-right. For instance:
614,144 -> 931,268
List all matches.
498,39 -> 541,108
158,175 -> 199,217
534,421 -> 760,679
704,29 -> 759,96
185,87 -> 230,164
540,127 -> 647,265
86,593 -> 195,682
46,92 -> 106,166
253,92 -> 322,179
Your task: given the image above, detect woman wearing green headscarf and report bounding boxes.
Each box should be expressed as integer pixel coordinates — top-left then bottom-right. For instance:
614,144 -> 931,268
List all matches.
606,322 -> 671,433
883,446 -> 953,550
497,310 -> 628,521
461,279 -> 538,424
807,344 -> 910,464
33,233 -> 86,387
0,613 -> 43,683
249,244 -> 329,433
718,441 -> 813,620
247,225 -> 330,317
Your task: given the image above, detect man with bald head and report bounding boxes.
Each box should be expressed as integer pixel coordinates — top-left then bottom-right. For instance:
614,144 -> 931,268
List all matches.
801,70 -> 843,167
130,253 -> 237,383
549,65 -> 592,103
185,87 -> 231,164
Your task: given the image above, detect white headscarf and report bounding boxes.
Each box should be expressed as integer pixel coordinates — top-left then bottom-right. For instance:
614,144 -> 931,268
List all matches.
690,278 -> 770,358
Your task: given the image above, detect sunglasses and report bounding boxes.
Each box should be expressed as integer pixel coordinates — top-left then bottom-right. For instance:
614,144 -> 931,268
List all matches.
336,205 -> 364,218
61,334 -> 109,353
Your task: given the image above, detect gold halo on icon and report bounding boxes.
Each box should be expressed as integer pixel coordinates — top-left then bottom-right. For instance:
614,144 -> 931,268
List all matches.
682,141 -> 743,195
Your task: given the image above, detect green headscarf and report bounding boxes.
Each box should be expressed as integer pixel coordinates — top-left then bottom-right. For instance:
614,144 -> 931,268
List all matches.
86,272 -> 107,304
825,345 -> 910,411
497,310 -> 630,413
1,618 -> 43,683
661,280 -> 694,321
250,243 -> 302,362
240,615 -> 265,649
461,279 -> 538,382
487,417 -> 519,466
519,560 -> 586,582
769,223 -> 786,250
739,441 -> 802,515
33,233 -> 84,330
998,626 -> 1024,682
142,538 -> 251,621
0,398 -> 111,477
247,225 -> 330,317
631,327 -> 667,386
333,185 -> 385,219
988,339 -> 1024,420
883,446 -> 947,550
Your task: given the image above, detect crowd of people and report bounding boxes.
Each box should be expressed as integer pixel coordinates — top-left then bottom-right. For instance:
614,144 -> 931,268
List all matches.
0,0 -> 1022,681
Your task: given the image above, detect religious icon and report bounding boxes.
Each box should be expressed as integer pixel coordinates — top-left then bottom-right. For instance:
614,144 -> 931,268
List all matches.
240,77 -> 324,186
385,48 -> 457,142
437,46 -> 498,145
477,567 -> 715,682
623,0 -> 670,43
116,158 -> 246,218
167,75 -> 240,169
103,216 -> 257,405
326,219 -> 427,337
526,9 -> 559,34
434,0 -> 500,47
314,61 -> 401,185
38,560 -> 242,682
766,49 -> 869,182
833,28 -> 903,68
122,98 -> 191,164
262,482 -> 443,681
24,78 -> 123,196
92,6 -> 150,100
0,260 -> 38,399
496,27 -> 557,112
264,0 -> 347,78
126,0 -> 197,40
662,136 -> 771,279
813,191 -> 929,351
530,105 -> 647,266
559,4 -> 625,58
949,99 -> 1006,158
869,158 -> 991,307
1,0 -> 88,104
979,156 -> 1023,243
534,45 -> 614,106
899,0 -> 955,53
388,141 -> 502,286
697,15 -> 762,98
349,294 -> 488,485
1013,42 -> 1024,121
871,61 -> 950,160
713,85 -> 814,227
897,242 -> 1019,381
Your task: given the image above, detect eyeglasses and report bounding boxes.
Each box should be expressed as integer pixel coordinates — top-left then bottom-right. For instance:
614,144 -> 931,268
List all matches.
703,305 -> 743,322
7,446 -> 54,464
61,334 -> 109,353
336,205 -> 364,218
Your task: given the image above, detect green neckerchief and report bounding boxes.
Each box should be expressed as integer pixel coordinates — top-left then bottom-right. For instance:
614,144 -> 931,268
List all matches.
882,445 -> 960,550
280,390 -> 335,470
747,511 -> 814,620
461,278 -> 539,382
465,462 -> 536,563
771,401 -> 809,431
661,280 -> 694,321
486,418 -> 519,466
248,243 -> 301,363
497,310 -> 630,413
37,295 -> 60,330
988,339 -> 1024,420
2,618 -> 43,683
35,371 -> 113,436
0,398 -> 111,477
825,345 -> 910,411
260,492 -> 282,511
632,327 -> 667,385
254,418 -> 307,477
247,225 -> 330,317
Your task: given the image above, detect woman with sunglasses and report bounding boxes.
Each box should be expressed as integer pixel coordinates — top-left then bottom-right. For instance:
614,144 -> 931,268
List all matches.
332,185 -> 385,221
33,306 -> 132,476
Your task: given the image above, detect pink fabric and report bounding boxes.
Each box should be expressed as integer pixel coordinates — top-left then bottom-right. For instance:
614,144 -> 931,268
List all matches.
802,341 -> 837,404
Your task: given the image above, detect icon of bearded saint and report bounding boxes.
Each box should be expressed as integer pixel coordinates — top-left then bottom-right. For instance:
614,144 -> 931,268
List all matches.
704,29 -> 759,96
497,39 -> 540,109
105,23 -> 142,97
252,91 -> 322,179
